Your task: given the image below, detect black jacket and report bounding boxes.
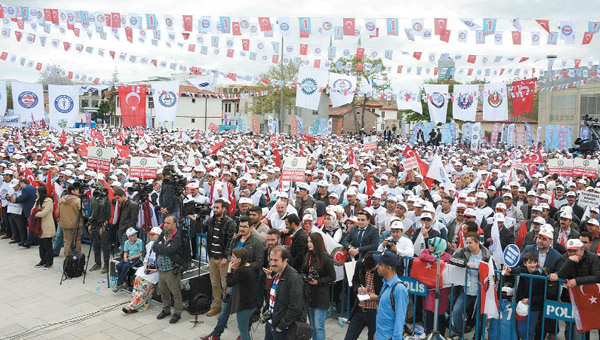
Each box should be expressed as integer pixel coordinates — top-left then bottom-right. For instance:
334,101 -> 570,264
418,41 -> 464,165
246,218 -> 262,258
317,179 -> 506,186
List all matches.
228,234 -> 264,274
117,198 -> 139,235
285,228 -> 308,272
558,251 -> 600,286
152,228 -> 184,266
351,257 -> 383,311
511,267 -> 545,312
301,254 -> 336,309
270,265 -> 304,331
483,224 -> 515,251
449,244 -> 493,268
227,265 -> 256,313
341,224 -> 379,260
202,214 -> 236,259
159,180 -> 177,213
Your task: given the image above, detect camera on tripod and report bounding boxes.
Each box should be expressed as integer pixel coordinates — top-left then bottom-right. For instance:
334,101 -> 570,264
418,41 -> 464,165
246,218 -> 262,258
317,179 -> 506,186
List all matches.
72,179 -> 91,194
163,165 -> 188,196
183,201 -> 212,217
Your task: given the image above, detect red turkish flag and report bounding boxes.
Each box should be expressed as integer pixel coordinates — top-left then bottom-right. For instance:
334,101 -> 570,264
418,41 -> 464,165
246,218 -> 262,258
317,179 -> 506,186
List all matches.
114,144 -> 130,159
397,65 -> 403,73
183,15 -> 193,31
242,39 -> 250,51
314,59 -> 321,68
188,44 -> 195,52
343,18 -> 355,36
111,12 -> 121,28
512,31 -> 521,45
50,9 -> 59,25
512,78 -> 536,116
434,18 -> 447,35
23,168 -> 39,187
519,57 -> 529,63
258,17 -> 272,31
210,139 -> 227,154
521,149 -> 544,164
232,22 -> 241,36
413,52 -> 422,60
439,29 -> 450,42
299,44 -> 308,55
14,31 -> 22,42
35,63 -> 42,71
105,13 -> 112,27
365,174 -> 375,196
468,68 -> 473,76
272,147 -> 282,168
300,134 -> 315,142
90,128 -> 105,144
109,51 -> 115,59
356,62 -> 363,71
272,55 -> 279,64
356,48 -> 365,59
125,27 -> 133,43
582,32 -> 594,45
402,145 -> 429,177
59,130 -> 66,146
0,52 -> 7,60
227,182 -> 236,216
536,19 -> 550,33
227,49 -> 234,58
467,55 -> 477,63
410,258 -> 445,288
44,8 -> 52,22
569,284 -> 600,333
78,143 -> 89,157
515,220 -> 527,249
208,122 -> 219,133
574,59 -> 581,68
118,85 -> 147,127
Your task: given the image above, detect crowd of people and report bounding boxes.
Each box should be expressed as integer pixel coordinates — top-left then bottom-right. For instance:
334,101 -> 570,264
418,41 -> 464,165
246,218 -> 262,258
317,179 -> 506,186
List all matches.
1,126 -> 600,340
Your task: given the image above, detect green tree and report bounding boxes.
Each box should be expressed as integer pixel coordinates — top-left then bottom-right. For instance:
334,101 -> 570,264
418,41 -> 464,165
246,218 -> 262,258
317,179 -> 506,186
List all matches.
248,63 -> 298,116
94,100 -> 111,123
329,56 -> 391,131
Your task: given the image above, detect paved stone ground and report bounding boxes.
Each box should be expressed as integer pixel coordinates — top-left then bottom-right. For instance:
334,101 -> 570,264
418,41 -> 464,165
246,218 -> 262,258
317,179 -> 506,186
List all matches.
0,240 -> 366,340
2,239 -> 597,340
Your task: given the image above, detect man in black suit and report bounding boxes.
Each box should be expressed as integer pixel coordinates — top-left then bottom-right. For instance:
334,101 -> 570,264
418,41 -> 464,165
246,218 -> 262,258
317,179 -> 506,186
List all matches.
341,210 -> 379,261
282,213 -> 307,272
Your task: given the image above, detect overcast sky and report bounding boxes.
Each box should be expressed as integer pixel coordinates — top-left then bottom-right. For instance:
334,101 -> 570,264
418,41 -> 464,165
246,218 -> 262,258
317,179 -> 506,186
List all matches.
1,0 -> 598,87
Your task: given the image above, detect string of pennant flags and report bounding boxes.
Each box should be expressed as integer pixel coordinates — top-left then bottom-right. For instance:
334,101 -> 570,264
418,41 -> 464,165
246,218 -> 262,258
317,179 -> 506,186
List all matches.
0,4 -> 597,46
4,26 -> 600,87
3,22 -> 599,71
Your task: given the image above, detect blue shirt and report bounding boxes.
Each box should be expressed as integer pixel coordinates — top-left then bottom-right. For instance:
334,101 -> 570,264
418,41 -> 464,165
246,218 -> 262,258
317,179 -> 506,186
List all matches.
376,275 -> 409,340
124,238 -> 143,258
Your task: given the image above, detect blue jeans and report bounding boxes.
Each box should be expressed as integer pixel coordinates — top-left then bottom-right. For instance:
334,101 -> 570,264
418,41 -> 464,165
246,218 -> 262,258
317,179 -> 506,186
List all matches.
344,308 -> 377,340
210,299 -> 232,337
309,308 -> 328,340
116,258 -> 141,286
452,293 -> 482,337
53,223 -> 63,255
236,308 -> 255,340
118,235 -> 127,253
265,321 -> 287,340
517,311 -> 539,340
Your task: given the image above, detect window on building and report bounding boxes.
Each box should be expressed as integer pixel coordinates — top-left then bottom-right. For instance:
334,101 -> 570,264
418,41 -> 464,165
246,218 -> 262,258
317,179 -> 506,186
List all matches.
312,110 -> 318,115
581,94 -> 600,119
81,99 -> 89,107
192,98 -> 196,103
191,118 -> 196,123
148,96 -> 154,109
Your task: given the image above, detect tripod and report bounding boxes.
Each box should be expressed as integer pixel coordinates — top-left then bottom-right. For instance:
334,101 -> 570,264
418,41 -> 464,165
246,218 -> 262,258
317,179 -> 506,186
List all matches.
60,195 -> 87,285
426,256 -> 447,340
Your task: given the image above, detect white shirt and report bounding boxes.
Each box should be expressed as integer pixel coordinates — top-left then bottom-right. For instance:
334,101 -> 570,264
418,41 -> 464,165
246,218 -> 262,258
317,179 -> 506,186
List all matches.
377,234 -> 414,257
135,241 -> 159,284
7,188 -> 22,215
0,181 -> 10,207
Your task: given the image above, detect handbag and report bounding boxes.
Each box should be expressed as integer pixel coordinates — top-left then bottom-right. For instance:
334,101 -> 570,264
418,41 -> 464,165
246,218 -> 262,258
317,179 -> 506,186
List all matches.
285,321 -> 313,340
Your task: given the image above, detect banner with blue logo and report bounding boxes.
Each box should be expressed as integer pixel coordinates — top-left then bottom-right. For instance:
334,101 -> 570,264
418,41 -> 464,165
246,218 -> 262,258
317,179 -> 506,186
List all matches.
525,123 -> 533,146
441,123 -> 451,144
545,124 -> 554,151
12,81 -> 45,123
48,84 -> 80,130
462,123 -> 472,144
552,125 -> 561,150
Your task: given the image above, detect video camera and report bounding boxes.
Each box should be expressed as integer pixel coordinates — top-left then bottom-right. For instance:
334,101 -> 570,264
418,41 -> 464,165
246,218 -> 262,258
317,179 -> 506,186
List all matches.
71,179 -> 91,194
163,165 -> 188,196
570,114 -> 600,155
183,201 -> 212,217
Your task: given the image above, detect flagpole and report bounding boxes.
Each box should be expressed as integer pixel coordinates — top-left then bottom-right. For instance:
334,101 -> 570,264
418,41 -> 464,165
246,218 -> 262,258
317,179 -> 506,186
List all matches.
279,35 -> 284,134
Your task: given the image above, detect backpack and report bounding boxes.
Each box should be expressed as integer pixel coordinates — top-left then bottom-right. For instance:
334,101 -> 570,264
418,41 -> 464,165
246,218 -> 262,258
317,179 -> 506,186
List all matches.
64,253 -> 86,278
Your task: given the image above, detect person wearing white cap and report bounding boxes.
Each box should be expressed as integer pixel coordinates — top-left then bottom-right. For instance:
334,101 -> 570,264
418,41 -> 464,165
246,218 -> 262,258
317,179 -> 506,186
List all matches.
375,196 -> 397,235
294,182 -> 316,216
553,185 -> 567,208
344,188 -> 365,218
5,178 -> 24,244
377,219 -> 413,258
483,213 -> 514,251
501,193 -> 524,230
113,227 -> 143,292
521,224 -> 564,295
563,191 -> 584,221
122,226 -> 163,314
555,212 -> 580,247
0,169 -> 15,239
313,180 -> 331,206
410,212 -> 441,257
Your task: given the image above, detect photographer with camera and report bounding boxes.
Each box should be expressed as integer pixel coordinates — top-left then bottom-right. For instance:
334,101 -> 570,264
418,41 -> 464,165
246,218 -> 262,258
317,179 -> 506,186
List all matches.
264,246 -> 304,340
377,220 -> 414,257
58,184 -> 83,257
88,188 -> 112,274
203,198 -> 237,317
113,188 -> 139,252
301,232 -> 335,340
153,215 -> 185,324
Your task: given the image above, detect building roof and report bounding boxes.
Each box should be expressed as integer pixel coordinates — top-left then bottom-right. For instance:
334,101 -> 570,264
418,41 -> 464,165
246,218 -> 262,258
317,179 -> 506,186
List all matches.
178,85 -> 219,97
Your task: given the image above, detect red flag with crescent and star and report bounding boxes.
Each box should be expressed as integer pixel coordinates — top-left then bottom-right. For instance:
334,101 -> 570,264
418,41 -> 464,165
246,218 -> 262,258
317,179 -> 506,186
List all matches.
521,149 -> 543,164
512,78 -> 536,117
118,85 -> 147,127
569,284 -> 600,332
410,258 -> 445,288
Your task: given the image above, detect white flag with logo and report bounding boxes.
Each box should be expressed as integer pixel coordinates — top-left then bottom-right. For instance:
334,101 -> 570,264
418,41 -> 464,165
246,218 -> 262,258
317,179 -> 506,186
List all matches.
0,81 -> 6,116
152,81 -> 179,122
329,73 -> 356,108
426,155 -> 452,189
423,84 -> 449,124
12,81 -> 44,122
188,73 -> 217,91
395,83 -> 422,114
361,76 -> 373,96
471,122 -> 482,149
482,83 -> 508,121
452,84 -> 478,121
48,85 -> 80,130
296,66 -> 328,110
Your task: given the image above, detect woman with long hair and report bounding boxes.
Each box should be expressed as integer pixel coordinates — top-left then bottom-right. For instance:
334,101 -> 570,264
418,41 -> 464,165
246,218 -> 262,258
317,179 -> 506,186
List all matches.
226,247 -> 256,340
301,232 -> 335,340
32,186 -> 55,268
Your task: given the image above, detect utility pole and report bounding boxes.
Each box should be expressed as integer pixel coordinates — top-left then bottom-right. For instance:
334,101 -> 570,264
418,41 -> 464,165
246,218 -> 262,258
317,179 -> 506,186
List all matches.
279,36 -> 284,133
